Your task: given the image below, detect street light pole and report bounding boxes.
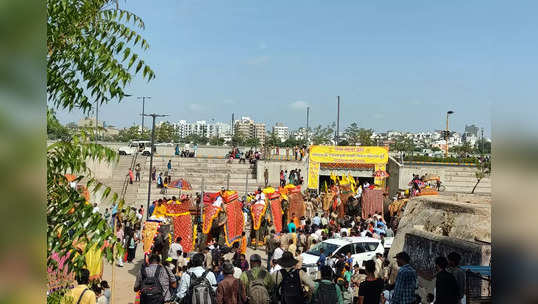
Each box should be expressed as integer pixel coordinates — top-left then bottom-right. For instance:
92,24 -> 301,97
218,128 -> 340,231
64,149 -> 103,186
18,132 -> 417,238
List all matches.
445,111 -> 454,157
144,113 -> 168,220
137,96 -> 151,132
336,96 -> 340,145
306,106 -> 310,145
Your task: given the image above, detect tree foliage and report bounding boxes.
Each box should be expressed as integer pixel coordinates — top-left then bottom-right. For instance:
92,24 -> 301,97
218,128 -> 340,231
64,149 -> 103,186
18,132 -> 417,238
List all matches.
390,135 -> 416,153
48,109 -> 70,140
343,123 -> 374,146
209,136 -> 225,146
311,124 -> 334,145
47,0 -> 155,113
47,0 -> 155,298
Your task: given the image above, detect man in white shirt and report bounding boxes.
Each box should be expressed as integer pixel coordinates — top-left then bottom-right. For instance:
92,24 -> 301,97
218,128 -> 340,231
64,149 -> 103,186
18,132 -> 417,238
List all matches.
92,203 -> 99,214
254,187 -> 265,206
169,237 -> 183,264
177,253 -> 217,300
213,188 -> 225,208
273,240 -> 284,261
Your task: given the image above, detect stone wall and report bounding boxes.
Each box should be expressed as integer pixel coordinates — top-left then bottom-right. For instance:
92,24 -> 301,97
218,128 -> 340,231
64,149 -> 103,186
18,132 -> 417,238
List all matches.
403,230 -> 491,299
388,195 -> 491,300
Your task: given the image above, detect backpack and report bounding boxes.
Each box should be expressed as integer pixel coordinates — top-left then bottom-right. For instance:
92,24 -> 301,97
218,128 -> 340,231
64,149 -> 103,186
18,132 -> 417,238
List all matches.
312,281 -> 338,304
246,270 -> 271,304
140,266 -> 164,304
278,269 -> 304,304
185,270 -> 215,304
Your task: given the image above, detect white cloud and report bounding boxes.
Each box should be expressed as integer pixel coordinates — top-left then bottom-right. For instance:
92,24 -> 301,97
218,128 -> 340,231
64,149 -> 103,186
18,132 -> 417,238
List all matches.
246,55 -> 270,65
289,100 -> 309,110
189,103 -> 204,112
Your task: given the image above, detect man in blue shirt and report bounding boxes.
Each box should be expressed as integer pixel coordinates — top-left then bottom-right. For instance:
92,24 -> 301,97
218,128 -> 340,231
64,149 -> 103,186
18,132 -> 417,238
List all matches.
317,248 -> 327,270
392,251 -> 417,304
287,220 -> 296,233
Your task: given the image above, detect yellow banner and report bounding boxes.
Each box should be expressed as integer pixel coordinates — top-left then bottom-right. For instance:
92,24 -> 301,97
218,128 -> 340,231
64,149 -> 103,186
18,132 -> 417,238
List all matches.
307,146 -> 389,189
309,145 -> 388,164
308,161 -> 320,189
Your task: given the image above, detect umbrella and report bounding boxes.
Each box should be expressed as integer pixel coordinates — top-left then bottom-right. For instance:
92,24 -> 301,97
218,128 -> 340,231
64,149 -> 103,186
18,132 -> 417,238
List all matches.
373,170 -> 390,178
169,178 -> 192,190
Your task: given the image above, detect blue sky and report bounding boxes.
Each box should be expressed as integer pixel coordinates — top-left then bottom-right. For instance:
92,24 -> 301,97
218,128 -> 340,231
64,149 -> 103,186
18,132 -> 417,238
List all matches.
57,0 -> 538,136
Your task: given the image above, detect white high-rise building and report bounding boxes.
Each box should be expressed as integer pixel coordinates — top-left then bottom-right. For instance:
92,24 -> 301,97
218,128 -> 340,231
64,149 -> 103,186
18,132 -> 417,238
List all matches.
272,123 -> 289,142
174,120 -> 231,138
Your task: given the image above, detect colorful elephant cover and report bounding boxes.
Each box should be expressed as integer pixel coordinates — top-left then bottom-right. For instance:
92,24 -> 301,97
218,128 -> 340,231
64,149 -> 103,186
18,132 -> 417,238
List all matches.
202,192 -> 220,234
287,185 -> 305,219
223,191 -> 244,247
268,192 -> 283,233
165,201 -> 194,253
251,202 -> 267,231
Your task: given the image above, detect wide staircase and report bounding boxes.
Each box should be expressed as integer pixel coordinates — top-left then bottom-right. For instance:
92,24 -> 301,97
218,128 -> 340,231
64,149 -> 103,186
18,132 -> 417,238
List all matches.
441,166 -> 491,194
117,156 -> 259,207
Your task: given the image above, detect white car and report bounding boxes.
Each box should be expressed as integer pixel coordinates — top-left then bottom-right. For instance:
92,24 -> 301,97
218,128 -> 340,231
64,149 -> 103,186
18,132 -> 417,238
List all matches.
301,237 -> 384,278
118,140 -> 152,156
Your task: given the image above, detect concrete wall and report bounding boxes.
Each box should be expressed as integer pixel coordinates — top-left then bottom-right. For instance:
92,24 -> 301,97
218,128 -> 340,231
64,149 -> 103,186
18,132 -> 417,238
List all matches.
404,230 -> 491,299
255,160 -> 306,187
398,164 -> 491,193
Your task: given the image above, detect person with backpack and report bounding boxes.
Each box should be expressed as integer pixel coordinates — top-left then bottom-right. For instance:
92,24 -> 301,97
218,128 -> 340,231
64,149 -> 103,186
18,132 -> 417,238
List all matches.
65,268 -> 96,304
177,253 -> 217,304
311,265 -> 343,304
239,254 -> 274,304
272,251 -> 314,304
134,254 -> 177,304
216,262 -> 246,304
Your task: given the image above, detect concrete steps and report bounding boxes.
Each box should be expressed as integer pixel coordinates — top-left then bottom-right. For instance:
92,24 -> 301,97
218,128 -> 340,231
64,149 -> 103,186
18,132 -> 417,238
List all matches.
112,155 -> 258,206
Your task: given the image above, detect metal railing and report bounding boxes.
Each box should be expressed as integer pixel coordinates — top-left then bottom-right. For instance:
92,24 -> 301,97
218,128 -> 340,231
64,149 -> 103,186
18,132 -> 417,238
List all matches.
120,152 -> 138,202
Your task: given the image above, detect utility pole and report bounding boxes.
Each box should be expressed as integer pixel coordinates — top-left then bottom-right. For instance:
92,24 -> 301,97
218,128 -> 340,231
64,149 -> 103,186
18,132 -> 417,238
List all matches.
306,106 -> 310,145
144,113 -> 169,220
137,96 -> 151,132
336,96 -> 340,145
445,111 -> 454,157
231,113 -> 235,136
481,128 -> 484,155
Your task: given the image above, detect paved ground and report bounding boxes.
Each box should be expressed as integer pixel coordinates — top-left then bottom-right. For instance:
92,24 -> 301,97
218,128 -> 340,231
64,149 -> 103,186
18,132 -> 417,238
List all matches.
102,245 -> 268,304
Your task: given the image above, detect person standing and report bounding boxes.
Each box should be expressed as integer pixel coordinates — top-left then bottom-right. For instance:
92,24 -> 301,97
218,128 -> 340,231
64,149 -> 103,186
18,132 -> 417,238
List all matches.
374,253 -> 384,279
176,253 -> 218,302
272,252 -> 314,304
151,167 -> 156,181
65,269 -> 96,304
433,256 -> 460,304
280,170 -> 285,187
216,262 -> 247,304
265,230 -> 277,271
169,237 -> 183,269
167,160 -> 172,175
264,168 -> 269,187
358,260 -> 384,304
134,254 -> 177,304
447,252 -> 466,304
135,163 -> 141,182
391,252 -> 417,304
240,254 -> 274,304
311,265 -> 343,304
128,168 -> 134,184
